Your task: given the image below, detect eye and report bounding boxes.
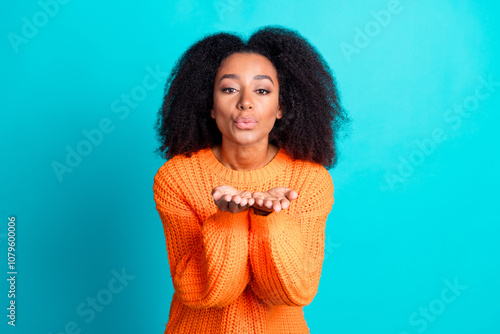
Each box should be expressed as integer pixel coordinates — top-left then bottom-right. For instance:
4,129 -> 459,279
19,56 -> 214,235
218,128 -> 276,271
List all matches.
256,89 -> 270,95
222,87 -> 237,93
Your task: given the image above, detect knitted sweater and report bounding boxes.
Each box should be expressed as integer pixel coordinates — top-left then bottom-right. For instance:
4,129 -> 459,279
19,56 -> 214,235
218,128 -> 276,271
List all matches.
153,147 -> 334,334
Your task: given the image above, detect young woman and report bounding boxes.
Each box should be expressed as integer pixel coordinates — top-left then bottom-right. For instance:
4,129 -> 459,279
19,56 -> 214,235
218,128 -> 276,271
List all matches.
153,26 -> 348,333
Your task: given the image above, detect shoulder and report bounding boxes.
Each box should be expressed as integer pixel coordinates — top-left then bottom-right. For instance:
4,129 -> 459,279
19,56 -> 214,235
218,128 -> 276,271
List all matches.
153,149 -> 209,198
155,149 -> 209,182
281,150 -> 332,184
282,156 -> 334,215
279,151 -> 334,203
299,161 -> 333,193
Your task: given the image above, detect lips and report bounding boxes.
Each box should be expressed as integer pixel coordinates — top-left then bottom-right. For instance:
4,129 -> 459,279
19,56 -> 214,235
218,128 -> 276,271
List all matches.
234,117 -> 257,129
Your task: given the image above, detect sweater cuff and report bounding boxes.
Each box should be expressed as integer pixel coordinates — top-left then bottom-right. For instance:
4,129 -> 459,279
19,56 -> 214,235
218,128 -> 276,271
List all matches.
206,209 -> 250,233
249,209 -> 288,236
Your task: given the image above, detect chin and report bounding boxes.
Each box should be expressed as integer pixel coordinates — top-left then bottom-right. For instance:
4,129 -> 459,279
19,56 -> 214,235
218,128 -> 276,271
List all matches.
221,130 -> 269,147
230,137 -> 265,148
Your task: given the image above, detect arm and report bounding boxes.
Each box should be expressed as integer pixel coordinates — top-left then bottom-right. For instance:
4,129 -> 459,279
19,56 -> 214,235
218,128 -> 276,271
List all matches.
248,166 -> 334,307
154,170 -> 251,309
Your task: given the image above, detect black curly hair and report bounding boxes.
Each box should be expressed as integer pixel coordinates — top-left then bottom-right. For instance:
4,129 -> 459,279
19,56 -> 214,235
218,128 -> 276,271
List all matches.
154,25 -> 349,168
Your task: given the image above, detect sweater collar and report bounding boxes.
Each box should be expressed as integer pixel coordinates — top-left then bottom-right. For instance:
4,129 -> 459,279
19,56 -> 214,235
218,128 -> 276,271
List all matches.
197,147 -> 290,183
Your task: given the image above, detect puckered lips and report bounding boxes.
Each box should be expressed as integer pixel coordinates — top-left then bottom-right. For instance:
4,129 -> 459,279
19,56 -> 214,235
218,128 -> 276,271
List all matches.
234,116 -> 257,130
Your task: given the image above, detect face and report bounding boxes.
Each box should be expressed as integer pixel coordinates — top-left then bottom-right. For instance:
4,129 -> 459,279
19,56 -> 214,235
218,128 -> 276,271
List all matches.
211,52 -> 282,149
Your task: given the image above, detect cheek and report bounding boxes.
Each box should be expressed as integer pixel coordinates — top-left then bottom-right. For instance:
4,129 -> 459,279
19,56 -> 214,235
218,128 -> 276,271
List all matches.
212,97 -> 232,117
212,110 -> 232,133
212,108 -> 231,122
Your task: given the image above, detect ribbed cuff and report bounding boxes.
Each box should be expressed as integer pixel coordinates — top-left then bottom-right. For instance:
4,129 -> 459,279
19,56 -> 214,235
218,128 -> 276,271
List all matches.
205,209 -> 250,233
249,209 -> 288,236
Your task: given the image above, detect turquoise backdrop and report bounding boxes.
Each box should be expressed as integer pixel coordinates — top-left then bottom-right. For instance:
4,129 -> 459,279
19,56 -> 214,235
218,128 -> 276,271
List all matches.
1,0 -> 499,333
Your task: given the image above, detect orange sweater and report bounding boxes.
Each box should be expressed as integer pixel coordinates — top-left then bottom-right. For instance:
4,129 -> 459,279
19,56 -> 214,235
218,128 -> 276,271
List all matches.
153,147 -> 334,333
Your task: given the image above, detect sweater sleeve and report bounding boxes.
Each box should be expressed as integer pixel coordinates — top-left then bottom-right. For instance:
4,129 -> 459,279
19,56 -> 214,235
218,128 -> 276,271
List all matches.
153,168 -> 251,309
247,166 -> 334,307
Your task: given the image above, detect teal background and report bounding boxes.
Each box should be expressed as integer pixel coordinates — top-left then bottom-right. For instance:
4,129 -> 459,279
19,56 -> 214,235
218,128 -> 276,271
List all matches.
1,0 -> 499,333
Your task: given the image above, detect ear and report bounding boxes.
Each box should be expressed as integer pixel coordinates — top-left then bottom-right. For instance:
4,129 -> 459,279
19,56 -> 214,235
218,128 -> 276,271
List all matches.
210,108 -> 215,119
276,105 -> 283,119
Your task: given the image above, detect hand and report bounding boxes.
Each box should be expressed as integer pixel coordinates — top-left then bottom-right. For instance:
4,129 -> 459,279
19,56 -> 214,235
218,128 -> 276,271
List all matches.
212,185 -> 255,214
251,187 -> 298,215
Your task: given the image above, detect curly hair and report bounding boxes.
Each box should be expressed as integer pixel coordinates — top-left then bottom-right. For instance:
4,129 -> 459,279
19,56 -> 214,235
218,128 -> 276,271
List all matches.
154,25 -> 349,168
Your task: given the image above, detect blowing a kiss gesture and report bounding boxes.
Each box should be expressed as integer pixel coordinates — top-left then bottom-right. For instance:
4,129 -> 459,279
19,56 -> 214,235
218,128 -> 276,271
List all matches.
212,185 -> 298,216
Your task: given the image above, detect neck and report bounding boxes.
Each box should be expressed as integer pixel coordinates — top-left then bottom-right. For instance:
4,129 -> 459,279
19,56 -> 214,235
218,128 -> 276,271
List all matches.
212,141 -> 279,171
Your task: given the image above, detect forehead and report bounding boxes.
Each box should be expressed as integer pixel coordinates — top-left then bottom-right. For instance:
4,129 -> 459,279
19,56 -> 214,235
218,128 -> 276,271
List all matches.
216,52 -> 278,78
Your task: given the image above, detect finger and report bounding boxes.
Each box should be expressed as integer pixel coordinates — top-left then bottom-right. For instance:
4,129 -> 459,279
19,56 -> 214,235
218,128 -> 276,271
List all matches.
273,200 -> 282,213
252,192 -> 265,199
232,195 -> 242,205
264,199 -> 274,209
280,198 -> 290,210
286,189 -> 298,201
213,195 -> 222,210
212,189 -> 222,201
257,199 -> 266,208
241,191 -> 252,198
247,197 -> 255,206
216,198 -> 228,211
219,195 -> 232,210
228,199 -> 239,213
253,197 -> 264,207
239,192 -> 251,207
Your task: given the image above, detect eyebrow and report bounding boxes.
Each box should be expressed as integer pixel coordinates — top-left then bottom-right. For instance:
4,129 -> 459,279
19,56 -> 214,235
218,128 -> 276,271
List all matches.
218,74 -> 274,85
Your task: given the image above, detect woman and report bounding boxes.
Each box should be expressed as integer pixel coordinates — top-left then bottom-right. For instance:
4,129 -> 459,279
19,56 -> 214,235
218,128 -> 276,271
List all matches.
153,26 -> 348,333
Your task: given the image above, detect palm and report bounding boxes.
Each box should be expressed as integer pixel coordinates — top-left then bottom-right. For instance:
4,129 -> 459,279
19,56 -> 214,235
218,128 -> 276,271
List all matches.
252,187 -> 298,214
212,185 -> 254,213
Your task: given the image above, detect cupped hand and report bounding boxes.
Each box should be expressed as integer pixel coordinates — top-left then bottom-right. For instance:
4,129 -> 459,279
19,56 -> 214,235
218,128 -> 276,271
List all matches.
212,185 -> 255,214
251,187 -> 298,215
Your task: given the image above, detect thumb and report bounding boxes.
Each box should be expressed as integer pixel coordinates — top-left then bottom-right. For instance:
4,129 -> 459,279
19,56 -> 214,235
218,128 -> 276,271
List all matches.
212,188 -> 223,201
285,189 -> 298,201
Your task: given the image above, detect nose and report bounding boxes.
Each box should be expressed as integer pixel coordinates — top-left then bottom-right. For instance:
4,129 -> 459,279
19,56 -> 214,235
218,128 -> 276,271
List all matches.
237,90 -> 253,110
